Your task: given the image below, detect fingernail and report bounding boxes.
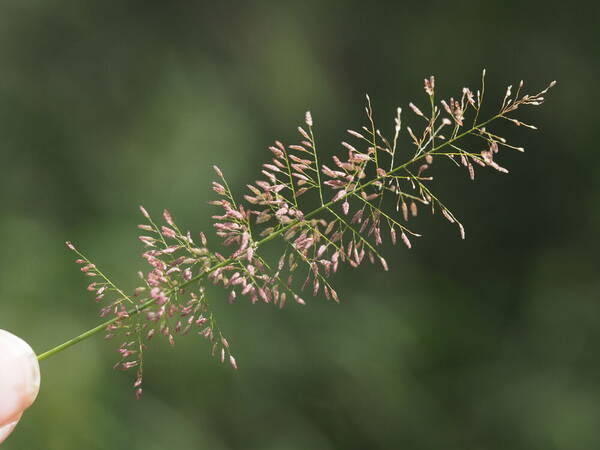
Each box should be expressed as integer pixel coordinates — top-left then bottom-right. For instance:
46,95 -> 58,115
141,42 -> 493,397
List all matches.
0,413 -> 22,444
0,330 -> 41,426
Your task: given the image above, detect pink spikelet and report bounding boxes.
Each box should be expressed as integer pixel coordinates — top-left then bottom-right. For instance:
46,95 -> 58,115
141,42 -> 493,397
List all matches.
305,111 -> 313,127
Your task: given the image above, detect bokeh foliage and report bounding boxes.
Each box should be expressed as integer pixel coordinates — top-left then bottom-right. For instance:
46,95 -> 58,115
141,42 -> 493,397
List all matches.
1,1 -> 598,449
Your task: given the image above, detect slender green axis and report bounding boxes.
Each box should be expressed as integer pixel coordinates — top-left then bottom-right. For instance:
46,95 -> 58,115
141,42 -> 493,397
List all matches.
36,113 -> 500,362
36,300 -> 151,361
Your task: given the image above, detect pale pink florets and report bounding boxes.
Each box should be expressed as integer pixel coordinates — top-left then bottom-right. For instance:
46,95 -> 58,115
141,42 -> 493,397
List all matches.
64,72 -> 555,398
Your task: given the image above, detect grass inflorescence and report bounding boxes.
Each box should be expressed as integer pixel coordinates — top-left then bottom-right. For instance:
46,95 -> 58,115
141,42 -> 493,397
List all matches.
38,71 -> 556,398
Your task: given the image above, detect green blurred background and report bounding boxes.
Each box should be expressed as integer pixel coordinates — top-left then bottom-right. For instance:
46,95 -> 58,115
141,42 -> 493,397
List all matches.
1,1 -> 598,449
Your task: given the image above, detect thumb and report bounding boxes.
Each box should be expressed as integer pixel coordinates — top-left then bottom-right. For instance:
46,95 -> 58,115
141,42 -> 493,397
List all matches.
0,330 -> 41,444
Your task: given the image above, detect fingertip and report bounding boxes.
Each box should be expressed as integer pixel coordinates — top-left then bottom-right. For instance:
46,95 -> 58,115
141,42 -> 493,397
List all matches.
0,330 -> 41,426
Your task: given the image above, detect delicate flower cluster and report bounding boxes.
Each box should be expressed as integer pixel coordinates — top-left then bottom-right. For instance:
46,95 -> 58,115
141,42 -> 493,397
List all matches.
66,71 -> 555,397
66,207 -> 236,399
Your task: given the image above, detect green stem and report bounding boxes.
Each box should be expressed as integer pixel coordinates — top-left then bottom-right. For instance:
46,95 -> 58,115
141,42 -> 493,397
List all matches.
36,299 -> 155,361
36,114 -> 499,362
